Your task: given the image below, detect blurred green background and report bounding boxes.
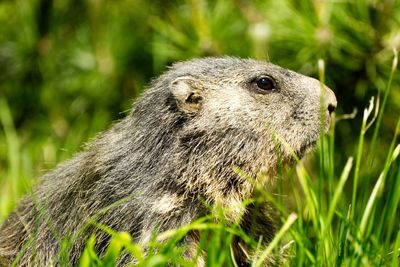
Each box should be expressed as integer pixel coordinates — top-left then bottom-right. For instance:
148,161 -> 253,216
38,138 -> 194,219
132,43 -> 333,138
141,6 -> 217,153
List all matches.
0,0 -> 399,219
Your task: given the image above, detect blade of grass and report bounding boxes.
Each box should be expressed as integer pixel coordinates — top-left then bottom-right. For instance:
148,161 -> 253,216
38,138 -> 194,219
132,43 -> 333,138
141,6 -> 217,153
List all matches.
335,205 -> 351,267
383,157 -> 400,245
375,119 -> 400,242
325,157 -> 353,230
78,235 -> 101,267
328,112 -> 336,200
359,141 -> 400,238
318,59 -> 327,203
368,48 -> 398,164
351,97 -> 376,217
252,213 -> 298,267
390,230 -> 400,267
296,163 -> 319,228
320,157 -> 352,264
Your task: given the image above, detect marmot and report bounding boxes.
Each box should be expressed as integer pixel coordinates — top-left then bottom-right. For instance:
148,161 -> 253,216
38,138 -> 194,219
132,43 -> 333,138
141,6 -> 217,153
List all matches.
0,57 -> 336,266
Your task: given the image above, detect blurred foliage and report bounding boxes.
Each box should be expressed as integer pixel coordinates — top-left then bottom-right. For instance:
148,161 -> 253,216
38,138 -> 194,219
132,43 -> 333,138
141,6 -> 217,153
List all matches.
0,0 -> 399,220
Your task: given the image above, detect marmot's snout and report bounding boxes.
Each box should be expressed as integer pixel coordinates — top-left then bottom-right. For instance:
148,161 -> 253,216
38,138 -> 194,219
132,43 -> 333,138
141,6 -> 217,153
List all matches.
324,86 -> 337,114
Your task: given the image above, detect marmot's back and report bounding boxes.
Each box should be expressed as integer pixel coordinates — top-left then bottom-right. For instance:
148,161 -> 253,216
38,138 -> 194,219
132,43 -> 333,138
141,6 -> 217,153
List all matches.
0,57 -> 336,266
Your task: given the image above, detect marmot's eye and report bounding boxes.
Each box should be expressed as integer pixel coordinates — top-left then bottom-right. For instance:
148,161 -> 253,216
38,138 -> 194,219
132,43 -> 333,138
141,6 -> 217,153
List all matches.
256,77 -> 275,91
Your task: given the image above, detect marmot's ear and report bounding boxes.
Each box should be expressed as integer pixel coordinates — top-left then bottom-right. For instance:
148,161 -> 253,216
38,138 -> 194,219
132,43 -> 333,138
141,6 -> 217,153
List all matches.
170,77 -> 203,114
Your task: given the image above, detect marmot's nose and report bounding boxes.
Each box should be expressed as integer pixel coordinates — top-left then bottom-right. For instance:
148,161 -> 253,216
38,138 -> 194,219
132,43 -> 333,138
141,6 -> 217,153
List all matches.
324,86 -> 337,114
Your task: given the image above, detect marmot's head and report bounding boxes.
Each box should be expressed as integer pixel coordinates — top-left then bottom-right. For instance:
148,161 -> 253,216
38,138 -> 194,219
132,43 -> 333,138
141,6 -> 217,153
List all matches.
139,57 -> 336,189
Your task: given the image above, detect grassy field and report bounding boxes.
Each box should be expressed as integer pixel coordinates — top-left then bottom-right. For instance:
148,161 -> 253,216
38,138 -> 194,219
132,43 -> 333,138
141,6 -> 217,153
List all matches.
0,0 -> 399,266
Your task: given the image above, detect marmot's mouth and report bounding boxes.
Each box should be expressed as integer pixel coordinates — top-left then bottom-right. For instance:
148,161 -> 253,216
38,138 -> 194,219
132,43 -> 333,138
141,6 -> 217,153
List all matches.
296,139 -> 318,159
324,115 -> 332,133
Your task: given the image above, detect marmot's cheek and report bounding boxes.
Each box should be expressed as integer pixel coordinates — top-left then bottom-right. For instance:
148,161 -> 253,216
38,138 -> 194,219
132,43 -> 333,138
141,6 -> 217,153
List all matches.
276,117 -> 321,160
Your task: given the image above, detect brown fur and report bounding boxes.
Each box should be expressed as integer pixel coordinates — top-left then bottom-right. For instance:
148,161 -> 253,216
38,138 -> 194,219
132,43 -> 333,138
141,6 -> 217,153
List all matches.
0,57 -> 336,266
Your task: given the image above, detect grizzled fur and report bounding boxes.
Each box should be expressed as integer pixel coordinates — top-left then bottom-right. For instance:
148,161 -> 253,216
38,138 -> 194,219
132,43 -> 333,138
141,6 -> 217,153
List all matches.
0,57 -> 336,266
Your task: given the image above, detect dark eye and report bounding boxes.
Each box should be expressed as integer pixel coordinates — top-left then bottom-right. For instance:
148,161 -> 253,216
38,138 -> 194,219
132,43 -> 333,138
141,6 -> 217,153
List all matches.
256,77 -> 275,91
